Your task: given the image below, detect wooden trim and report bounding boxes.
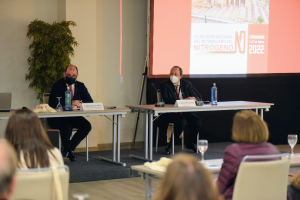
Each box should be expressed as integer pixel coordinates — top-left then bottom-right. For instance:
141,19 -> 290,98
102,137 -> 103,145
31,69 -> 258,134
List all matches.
74,142 -> 144,152
97,141 -> 144,151
149,0 -> 154,77
74,147 -> 98,153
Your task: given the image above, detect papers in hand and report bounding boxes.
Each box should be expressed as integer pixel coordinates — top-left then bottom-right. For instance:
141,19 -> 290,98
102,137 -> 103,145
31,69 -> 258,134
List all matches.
34,104 -> 57,113
81,103 -> 104,111
144,157 -> 173,172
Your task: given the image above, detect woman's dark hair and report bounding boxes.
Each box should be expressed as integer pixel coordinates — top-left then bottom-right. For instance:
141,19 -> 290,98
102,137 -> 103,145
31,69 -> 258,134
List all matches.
5,109 -> 56,168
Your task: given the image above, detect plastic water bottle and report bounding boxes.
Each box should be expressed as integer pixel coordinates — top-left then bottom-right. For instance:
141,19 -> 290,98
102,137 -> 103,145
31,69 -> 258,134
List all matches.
211,83 -> 217,105
65,87 -> 72,111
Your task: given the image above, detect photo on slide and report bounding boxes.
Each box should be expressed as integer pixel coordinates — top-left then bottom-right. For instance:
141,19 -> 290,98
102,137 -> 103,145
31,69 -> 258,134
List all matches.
191,0 -> 269,24
190,0 -> 270,75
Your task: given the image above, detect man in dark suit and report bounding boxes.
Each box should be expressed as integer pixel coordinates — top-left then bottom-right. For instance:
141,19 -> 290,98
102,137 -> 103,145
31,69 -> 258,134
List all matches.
48,65 -> 93,161
159,66 -> 202,154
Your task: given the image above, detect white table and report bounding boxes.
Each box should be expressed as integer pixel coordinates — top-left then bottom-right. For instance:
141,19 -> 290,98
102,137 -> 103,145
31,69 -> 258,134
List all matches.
127,101 -> 274,161
132,154 -> 300,200
0,108 -> 130,166
131,159 -> 223,200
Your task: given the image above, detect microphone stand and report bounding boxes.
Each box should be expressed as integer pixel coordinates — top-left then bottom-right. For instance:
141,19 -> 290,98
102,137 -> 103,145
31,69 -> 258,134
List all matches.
188,81 -> 204,106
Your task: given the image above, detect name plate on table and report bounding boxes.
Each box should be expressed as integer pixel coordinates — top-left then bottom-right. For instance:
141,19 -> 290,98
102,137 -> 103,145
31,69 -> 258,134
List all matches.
174,100 -> 196,107
82,103 -> 104,111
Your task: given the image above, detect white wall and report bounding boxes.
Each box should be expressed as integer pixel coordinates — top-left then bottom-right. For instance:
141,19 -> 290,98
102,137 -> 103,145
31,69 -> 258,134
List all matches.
96,0 -> 147,144
0,0 -> 57,136
0,0 -> 147,147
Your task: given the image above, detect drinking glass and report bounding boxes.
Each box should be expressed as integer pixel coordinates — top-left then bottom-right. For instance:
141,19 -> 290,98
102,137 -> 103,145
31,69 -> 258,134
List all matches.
198,140 -> 208,163
72,194 -> 89,200
288,134 -> 298,155
56,97 -> 62,111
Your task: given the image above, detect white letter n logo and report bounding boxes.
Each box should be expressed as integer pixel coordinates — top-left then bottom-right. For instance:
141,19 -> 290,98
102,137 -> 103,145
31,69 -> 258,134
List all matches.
235,31 -> 246,53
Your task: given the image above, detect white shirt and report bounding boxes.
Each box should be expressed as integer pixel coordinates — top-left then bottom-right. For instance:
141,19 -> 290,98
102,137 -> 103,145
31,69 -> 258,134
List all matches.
66,83 -> 75,98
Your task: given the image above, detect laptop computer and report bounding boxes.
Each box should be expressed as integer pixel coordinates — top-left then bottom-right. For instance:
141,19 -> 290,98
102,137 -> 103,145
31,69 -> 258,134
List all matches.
0,93 -> 12,112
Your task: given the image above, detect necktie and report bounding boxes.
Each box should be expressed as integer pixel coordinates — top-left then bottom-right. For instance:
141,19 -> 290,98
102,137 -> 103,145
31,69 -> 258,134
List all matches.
68,85 -> 74,99
175,85 -> 179,99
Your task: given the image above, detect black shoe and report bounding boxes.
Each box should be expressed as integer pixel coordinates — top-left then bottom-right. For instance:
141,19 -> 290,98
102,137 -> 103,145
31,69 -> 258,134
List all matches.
65,151 -> 77,161
165,145 -> 172,155
186,143 -> 197,153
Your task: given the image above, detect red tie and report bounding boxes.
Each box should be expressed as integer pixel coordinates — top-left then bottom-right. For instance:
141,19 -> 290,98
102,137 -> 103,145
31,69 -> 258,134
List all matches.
68,85 -> 74,99
175,85 -> 179,99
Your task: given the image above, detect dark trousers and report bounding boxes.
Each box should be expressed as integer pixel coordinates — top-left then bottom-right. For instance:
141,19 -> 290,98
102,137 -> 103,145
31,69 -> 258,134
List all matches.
158,112 -> 201,146
288,185 -> 300,200
48,117 -> 92,152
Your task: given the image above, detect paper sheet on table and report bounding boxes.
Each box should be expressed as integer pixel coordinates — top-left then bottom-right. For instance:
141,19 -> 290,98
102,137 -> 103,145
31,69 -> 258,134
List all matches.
144,157 -> 173,172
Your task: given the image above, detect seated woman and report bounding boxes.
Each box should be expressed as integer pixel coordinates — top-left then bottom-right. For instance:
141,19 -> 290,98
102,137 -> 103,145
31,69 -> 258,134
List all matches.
5,109 -> 64,169
217,110 -> 283,200
154,153 -> 221,200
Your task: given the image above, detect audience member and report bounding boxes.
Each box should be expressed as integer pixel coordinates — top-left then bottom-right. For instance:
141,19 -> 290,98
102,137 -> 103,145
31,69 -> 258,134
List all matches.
48,64 -> 93,161
216,110 -> 281,200
159,66 -> 201,154
154,153 -> 221,200
5,109 -> 64,169
0,140 -> 18,200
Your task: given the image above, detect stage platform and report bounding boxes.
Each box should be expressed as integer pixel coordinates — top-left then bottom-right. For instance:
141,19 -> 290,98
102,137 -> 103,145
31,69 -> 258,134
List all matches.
65,142 -> 232,183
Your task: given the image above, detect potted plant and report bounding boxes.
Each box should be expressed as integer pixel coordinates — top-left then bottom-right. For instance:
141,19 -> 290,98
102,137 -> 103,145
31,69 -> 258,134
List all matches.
26,19 -> 78,102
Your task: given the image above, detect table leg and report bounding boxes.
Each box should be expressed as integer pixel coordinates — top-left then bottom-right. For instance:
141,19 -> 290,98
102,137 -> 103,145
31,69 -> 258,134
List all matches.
117,114 -> 121,162
256,108 -> 258,114
149,112 -> 153,161
260,109 -> 263,119
145,110 -> 149,159
97,114 -> 125,166
113,115 -> 116,161
129,110 -> 152,161
145,173 -> 152,200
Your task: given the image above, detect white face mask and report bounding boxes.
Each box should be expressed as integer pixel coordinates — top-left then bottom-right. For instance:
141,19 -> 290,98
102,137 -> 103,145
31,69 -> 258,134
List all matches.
170,75 -> 179,84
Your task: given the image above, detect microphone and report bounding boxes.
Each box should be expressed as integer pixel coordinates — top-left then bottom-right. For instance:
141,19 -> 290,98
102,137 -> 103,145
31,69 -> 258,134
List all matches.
187,81 -> 204,106
152,83 -> 165,107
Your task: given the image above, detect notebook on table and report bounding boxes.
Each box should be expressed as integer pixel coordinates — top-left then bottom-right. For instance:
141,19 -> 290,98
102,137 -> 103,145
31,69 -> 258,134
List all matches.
0,93 -> 12,112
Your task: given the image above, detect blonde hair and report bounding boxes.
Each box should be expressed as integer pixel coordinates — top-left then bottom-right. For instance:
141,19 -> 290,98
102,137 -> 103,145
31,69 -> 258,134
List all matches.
231,110 -> 269,143
154,153 -> 219,200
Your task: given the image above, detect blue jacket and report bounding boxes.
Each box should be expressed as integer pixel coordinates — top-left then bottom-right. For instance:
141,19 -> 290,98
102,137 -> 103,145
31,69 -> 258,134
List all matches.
49,78 -> 93,109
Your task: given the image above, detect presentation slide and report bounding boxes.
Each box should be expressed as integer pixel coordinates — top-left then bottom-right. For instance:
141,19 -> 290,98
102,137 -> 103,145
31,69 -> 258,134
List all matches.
149,0 -> 299,77
190,0 -> 268,75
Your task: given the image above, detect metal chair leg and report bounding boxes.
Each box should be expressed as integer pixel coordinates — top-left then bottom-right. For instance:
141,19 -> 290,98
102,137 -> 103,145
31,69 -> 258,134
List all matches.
197,132 -> 199,154
172,126 -> 175,155
86,136 -> 89,161
182,131 -> 184,150
156,127 -> 159,152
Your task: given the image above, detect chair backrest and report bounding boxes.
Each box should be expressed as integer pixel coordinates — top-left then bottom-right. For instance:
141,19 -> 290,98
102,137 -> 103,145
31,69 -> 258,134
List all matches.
43,93 -> 50,104
11,165 -> 70,200
43,93 -> 51,129
232,154 -> 290,200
